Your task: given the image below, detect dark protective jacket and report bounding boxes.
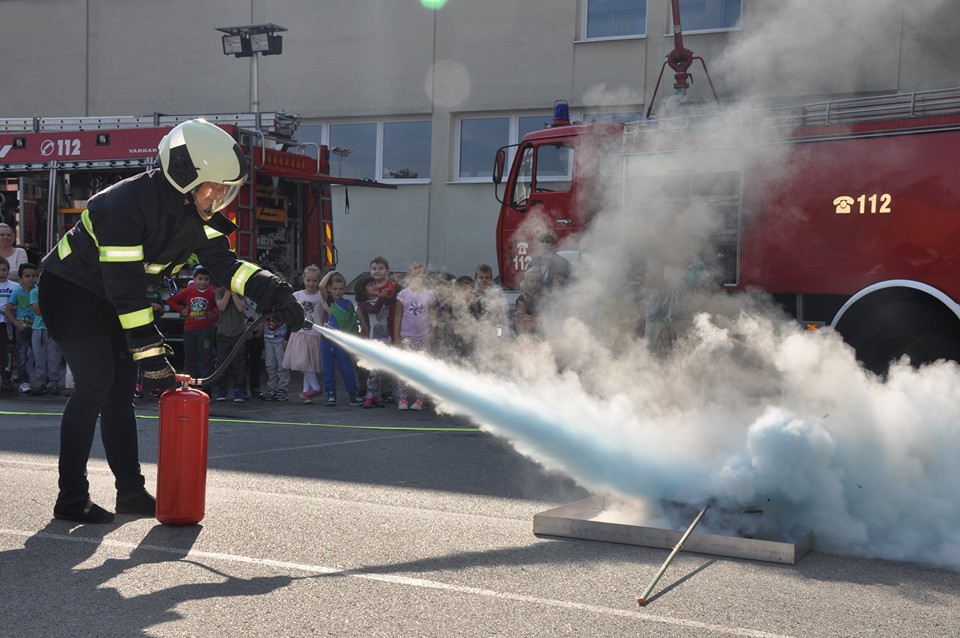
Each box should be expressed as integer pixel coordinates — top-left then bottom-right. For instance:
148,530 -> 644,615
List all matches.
40,169 -> 282,348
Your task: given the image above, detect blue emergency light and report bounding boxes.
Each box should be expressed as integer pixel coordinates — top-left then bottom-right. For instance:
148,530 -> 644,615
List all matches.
552,100 -> 571,126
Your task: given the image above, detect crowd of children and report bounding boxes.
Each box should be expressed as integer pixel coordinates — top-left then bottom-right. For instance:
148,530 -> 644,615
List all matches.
1,246 -> 565,409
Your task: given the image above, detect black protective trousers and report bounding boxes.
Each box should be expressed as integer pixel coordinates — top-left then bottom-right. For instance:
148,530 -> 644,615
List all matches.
55,333 -> 146,505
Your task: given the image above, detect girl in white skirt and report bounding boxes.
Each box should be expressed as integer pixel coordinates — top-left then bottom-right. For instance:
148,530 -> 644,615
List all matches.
281,265 -> 326,402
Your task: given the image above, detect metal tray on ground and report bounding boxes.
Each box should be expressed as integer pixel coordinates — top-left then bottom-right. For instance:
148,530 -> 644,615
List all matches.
534,495 -> 812,565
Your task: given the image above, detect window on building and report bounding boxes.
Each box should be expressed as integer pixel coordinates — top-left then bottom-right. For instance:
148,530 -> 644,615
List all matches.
329,123 -> 377,180
296,120 -> 432,182
457,115 -> 557,181
293,124 -> 326,163
675,0 -> 740,32
518,115 -> 554,139
458,117 -> 509,179
382,121 -> 431,180
458,110 -> 643,181
586,0 -> 647,39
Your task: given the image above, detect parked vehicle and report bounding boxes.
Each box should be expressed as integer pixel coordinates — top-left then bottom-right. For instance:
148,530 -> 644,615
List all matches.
492,1 -> 960,372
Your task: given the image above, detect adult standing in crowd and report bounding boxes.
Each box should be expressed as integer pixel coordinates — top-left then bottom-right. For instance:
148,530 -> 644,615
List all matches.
0,223 -> 28,282
38,119 -> 304,524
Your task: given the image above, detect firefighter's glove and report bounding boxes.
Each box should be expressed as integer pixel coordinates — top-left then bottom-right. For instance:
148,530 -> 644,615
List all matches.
133,343 -> 177,393
266,284 -> 305,332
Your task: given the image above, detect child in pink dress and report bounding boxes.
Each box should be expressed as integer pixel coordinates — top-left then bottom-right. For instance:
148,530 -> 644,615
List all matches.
281,265 -> 325,403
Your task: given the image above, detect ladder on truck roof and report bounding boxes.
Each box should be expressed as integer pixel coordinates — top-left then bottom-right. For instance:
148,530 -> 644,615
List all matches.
624,86 -> 960,141
773,86 -> 960,127
0,110 -> 313,176
0,111 -> 300,140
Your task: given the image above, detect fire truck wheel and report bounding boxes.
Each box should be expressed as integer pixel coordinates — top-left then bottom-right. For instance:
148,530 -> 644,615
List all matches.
845,301 -> 960,376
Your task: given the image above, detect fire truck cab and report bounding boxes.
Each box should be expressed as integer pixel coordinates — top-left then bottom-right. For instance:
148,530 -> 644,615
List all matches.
494,89 -> 960,373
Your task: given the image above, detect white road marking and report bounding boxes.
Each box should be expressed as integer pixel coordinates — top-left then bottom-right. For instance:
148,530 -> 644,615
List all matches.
0,527 -> 794,638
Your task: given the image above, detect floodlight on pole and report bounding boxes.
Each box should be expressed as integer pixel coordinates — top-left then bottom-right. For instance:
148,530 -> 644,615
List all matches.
215,23 -> 287,121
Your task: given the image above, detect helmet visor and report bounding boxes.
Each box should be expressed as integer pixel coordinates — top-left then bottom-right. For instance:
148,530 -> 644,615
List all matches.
193,180 -> 243,219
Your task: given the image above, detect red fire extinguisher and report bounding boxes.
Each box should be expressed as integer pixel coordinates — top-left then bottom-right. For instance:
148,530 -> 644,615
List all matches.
156,374 -> 210,525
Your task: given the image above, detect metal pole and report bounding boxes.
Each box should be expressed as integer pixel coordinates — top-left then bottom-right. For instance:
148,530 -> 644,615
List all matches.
45,163 -> 59,253
251,52 -> 260,121
636,504 -> 709,606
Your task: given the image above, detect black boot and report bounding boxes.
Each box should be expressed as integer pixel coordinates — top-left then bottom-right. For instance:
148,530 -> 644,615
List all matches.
54,498 -> 115,524
116,489 -> 156,516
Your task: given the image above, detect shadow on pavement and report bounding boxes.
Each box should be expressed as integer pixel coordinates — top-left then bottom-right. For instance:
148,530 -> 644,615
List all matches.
1,519 -> 293,637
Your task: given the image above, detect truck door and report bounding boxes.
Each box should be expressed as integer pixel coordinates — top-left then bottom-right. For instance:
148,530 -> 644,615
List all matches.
497,140 -> 576,288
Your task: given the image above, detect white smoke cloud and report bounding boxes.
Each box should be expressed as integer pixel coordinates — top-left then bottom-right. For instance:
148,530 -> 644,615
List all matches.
713,0 -> 901,99
715,0 -> 958,100
322,302 -> 960,568
328,0 -> 960,569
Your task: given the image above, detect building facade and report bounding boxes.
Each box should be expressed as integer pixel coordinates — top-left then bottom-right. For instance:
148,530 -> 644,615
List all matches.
1,0 -> 958,283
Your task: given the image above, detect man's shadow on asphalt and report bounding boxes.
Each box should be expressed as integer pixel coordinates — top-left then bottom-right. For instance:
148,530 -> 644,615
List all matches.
2,519 -> 294,637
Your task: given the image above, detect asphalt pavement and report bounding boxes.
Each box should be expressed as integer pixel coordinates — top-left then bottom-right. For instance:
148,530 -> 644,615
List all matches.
1,376 -> 959,637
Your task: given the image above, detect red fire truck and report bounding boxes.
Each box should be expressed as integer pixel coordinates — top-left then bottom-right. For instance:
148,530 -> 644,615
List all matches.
493,89 -> 960,373
0,111 -> 393,350
0,111 -> 392,278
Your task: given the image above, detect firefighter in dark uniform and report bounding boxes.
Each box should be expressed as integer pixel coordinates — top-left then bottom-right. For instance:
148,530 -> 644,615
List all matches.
39,119 -> 305,523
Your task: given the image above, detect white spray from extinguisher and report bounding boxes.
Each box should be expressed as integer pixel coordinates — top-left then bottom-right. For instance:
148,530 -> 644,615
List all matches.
313,318 -> 960,569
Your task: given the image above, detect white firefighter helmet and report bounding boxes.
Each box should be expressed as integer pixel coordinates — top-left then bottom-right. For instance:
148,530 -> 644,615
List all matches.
159,119 -> 247,217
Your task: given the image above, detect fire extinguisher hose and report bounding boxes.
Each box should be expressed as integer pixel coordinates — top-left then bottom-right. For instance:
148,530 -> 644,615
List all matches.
187,315 -> 265,387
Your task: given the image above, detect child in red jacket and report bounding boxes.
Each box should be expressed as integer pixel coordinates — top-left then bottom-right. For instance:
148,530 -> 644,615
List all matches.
165,266 -> 217,382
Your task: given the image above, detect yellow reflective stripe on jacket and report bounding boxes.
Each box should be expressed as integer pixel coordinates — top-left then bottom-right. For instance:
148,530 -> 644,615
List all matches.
144,262 -> 170,275
79,208 -> 145,264
57,234 -> 72,260
99,245 -> 145,262
232,262 -> 261,295
132,346 -> 165,361
81,209 -> 98,244
204,226 -> 225,240
118,307 -> 155,330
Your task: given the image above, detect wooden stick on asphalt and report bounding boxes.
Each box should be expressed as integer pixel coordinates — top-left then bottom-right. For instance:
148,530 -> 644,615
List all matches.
637,504 -> 710,606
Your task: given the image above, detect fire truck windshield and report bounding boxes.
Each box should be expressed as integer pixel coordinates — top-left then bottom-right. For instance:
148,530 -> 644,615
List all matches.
510,142 -> 573,209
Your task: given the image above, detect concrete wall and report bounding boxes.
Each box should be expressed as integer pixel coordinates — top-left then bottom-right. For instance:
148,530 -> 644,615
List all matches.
2,0 -> 958,282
